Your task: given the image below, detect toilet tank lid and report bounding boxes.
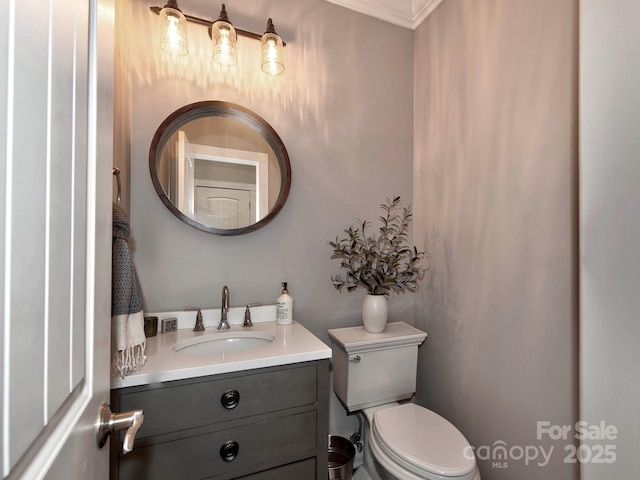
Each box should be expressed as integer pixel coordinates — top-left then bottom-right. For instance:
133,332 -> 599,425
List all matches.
328,322 -> 427,353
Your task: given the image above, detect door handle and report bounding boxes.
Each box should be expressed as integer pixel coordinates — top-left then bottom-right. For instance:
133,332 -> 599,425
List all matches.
97,403 -> 144,455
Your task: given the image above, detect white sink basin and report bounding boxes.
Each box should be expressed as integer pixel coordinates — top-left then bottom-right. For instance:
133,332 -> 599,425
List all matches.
172,331 -> 276,356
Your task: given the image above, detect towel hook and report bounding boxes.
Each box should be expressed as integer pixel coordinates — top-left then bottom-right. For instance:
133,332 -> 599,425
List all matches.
113,167 -> 121,204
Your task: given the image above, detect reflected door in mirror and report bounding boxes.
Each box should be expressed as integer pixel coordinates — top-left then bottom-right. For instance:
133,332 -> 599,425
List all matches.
196,188 -> 251,229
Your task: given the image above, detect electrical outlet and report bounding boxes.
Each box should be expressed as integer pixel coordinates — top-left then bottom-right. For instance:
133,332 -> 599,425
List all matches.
161,317 -> 177,333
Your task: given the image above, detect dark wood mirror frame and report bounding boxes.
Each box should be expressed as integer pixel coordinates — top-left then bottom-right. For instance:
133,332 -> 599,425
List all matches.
149,101 -> 291,236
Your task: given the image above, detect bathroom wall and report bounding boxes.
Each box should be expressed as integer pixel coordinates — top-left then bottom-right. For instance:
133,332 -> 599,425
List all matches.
127,0 -> 413,440
412,1 -> 579,479
114,0 -> 132,213
580,0 -> 640,477
128,0 -> 413,337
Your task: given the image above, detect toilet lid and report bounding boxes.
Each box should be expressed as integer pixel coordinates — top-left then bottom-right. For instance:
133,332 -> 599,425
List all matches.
373,404 -> 476,478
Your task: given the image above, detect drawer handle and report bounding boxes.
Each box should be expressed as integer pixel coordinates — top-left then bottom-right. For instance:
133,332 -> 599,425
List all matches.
221,389 -> 240,409
220,440 -> 239,462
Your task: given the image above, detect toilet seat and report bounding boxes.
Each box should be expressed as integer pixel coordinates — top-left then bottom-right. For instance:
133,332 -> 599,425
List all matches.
372,404 -> 476,480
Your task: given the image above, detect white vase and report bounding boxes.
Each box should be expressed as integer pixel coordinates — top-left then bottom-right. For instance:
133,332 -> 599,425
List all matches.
362,294 -> 388,333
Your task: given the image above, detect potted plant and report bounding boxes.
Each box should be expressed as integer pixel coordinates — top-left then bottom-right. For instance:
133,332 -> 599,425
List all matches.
328,196 -> 427,333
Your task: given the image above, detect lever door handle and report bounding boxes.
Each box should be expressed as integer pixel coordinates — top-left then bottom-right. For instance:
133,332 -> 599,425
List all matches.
97,403 -> 144,455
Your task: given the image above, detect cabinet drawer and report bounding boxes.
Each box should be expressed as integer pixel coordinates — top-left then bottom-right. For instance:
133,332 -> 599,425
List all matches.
116,364 -> 318,439
117,411 -> 318,480
236,458 -> 316,479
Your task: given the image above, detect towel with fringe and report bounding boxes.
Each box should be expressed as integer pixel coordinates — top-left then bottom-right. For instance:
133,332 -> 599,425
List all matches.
111,202 -> 146,377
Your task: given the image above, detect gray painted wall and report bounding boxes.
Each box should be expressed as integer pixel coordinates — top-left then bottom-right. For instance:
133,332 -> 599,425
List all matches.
125,1 -> 640,478
114,0 -> 132,213
127,0 -> 413,443
412,1 -> 579,479
129,0 -> 414,338
580,0 -> 640,478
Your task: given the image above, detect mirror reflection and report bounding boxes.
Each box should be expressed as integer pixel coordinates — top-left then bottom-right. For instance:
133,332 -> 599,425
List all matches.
149,102 -> 291,235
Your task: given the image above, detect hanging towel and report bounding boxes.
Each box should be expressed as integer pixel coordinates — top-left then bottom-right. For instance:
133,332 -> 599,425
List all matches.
111,202 -> 146,377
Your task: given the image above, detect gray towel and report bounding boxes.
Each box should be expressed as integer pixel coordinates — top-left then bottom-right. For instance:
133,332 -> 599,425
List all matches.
112,203 -> 146,377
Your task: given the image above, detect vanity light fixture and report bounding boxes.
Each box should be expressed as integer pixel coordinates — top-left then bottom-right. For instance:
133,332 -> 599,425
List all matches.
150,2 -> 286,75
211,4 -> 238,66
261,18 -> 284,76
158,0 -> 188,56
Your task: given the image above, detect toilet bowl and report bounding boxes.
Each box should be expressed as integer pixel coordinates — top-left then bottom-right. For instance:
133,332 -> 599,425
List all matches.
364,403 -> 480,480
328,323 -> 481,480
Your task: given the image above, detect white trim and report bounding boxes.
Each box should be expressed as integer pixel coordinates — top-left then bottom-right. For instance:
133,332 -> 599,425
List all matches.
2,0 -> 16,474
325,0 -> 443,29
68,0 -> 79,392
43,0 -> 54,424
85,0 -> 98,416
412,0 -> 444,28
196,179 -> 256,191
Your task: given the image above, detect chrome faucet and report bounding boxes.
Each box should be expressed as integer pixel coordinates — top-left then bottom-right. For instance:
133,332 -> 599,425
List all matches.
243,303 -> 262,327
183,307 -> 204,332
218,285 -> 230,330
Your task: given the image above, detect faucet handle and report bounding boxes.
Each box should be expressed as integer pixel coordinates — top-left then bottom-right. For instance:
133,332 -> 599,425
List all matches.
184,306 -> 205,332
243,303 -> 262,327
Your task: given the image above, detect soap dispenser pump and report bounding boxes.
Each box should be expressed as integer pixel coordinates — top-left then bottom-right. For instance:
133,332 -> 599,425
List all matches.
276,282 -> 293,325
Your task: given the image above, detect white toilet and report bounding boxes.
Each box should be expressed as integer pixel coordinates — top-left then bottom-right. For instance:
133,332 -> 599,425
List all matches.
328,322 -> 481,480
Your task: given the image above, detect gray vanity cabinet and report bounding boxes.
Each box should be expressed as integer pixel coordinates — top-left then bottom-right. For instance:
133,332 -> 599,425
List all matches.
110,360 -> 329,480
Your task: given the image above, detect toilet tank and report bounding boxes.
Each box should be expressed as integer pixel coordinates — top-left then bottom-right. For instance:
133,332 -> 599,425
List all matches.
328,322 -> 427,412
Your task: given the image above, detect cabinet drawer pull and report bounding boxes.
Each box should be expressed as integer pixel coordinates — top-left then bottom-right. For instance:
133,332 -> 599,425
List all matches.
221,389 -> 240,409
220,440 -> 239,462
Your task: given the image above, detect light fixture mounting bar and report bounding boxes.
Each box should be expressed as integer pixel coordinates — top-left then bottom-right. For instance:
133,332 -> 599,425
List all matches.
149,6 -> 286,46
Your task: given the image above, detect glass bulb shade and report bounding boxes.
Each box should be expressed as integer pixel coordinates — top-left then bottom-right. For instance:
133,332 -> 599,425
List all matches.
212,20 -> 238,66
159,7 -> 188,56
261,32 -> 284,76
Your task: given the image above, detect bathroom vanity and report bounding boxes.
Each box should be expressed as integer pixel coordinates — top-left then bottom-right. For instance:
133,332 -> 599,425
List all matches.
110,316 -> 330,480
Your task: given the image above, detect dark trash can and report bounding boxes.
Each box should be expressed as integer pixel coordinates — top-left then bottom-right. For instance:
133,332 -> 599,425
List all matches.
328,435 -> 355,480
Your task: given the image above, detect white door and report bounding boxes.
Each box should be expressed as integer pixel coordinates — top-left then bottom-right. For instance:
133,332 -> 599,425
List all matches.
1,0 -> 114,478
195,187 -> 252,229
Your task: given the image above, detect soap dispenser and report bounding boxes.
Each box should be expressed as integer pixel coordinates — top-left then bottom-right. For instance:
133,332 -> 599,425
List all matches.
276,282 -> 293,325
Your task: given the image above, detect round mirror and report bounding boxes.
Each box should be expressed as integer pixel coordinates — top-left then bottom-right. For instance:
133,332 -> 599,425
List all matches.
149,101 -> 291,235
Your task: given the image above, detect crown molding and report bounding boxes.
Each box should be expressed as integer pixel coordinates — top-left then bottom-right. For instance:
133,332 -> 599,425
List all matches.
325,0 -> 443,29
411,0 -> 444,28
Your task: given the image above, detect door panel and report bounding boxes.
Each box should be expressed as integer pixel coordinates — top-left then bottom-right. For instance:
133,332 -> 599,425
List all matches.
47,0 -> 86,420
195,187 -> 252,229
6,0 -> 49,463
1,0 -> 113,478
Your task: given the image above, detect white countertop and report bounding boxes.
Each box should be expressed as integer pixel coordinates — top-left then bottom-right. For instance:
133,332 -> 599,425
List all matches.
111,308 -> 331,389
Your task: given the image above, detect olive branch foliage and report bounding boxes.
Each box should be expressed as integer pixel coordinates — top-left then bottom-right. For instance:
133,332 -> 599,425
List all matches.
328,196 -> 427,296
